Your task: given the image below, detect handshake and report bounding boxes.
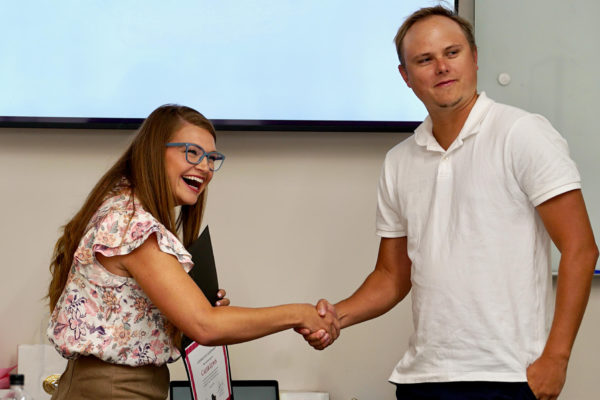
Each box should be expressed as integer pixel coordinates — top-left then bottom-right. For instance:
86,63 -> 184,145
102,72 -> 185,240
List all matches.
295,299 -> 340,351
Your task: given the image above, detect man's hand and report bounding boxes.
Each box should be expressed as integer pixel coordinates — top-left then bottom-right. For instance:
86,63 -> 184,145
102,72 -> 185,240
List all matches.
295,299 -> 339,350
526,353 -> 568,400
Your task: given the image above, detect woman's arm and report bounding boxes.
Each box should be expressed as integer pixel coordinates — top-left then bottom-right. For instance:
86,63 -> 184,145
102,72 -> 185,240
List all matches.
97,234 -> 339,346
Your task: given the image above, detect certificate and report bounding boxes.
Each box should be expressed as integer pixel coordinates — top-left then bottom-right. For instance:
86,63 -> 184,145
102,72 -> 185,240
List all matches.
184,342 -> 232,400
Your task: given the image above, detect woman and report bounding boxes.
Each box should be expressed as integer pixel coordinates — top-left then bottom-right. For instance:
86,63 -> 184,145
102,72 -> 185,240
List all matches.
47,105 -> 338,399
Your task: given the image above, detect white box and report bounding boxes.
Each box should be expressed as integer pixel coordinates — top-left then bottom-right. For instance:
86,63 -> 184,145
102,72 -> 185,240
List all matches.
280,391 -> 329,400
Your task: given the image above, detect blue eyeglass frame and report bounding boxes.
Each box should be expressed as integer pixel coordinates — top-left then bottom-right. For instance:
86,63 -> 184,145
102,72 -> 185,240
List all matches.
165,142 -> 226,171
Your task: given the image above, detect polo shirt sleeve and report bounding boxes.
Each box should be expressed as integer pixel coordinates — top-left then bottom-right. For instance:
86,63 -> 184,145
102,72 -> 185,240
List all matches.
507,114 -> 581,207
376,153 -> 407,237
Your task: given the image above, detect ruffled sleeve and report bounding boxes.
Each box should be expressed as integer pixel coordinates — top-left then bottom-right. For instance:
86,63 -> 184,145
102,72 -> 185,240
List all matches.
74,193 -> 193,287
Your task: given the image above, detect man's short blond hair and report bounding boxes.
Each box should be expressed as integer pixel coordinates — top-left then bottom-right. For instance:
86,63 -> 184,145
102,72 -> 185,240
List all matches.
394,5 -> 476,66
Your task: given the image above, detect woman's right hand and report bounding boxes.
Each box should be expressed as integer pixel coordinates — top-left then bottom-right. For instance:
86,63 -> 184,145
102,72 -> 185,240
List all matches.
297,302 -> 340,349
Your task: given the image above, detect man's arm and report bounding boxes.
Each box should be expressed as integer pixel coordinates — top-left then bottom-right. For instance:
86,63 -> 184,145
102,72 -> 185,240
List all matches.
336,236 -> 412,328
527,189 -> 598,400
300,236 -> 412,349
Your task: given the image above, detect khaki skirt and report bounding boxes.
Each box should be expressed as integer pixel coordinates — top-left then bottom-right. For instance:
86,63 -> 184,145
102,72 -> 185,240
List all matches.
51,355 -> 170,400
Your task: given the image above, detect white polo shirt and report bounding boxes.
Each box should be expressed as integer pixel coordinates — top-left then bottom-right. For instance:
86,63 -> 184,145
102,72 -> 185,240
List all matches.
377,92 -> 581,383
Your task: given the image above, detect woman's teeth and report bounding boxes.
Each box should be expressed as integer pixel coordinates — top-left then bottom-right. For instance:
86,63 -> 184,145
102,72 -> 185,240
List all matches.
183,175 -> 203,189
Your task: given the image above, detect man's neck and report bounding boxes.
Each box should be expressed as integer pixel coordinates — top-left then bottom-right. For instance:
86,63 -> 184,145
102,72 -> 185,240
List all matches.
429,92 -> 479,150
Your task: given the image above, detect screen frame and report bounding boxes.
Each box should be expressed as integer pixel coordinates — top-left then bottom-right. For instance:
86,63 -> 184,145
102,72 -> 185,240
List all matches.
0,1 -> 458,132
0,115 -> 420,132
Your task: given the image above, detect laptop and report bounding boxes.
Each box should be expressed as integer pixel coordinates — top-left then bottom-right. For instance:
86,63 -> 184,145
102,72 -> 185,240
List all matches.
170,380 -> 279,400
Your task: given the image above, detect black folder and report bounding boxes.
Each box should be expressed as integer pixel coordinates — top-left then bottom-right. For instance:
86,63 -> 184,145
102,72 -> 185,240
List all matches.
181,225 -> 220,351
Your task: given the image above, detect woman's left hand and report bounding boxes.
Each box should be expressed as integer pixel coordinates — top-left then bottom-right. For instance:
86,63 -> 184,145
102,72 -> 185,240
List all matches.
215,289 -> 230,306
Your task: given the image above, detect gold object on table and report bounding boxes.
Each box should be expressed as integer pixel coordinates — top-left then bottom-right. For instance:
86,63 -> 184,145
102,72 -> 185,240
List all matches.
43,374 -> 61,395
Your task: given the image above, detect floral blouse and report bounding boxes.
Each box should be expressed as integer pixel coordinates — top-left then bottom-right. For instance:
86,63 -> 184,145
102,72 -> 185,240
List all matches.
47,184 -> 193,366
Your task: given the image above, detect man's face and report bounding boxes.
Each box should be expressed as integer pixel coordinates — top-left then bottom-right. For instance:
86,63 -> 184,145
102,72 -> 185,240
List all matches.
399,15 -> 478,114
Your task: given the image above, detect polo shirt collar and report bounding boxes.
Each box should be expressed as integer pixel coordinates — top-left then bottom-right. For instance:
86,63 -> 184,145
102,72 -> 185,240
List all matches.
414,92 -> 495,151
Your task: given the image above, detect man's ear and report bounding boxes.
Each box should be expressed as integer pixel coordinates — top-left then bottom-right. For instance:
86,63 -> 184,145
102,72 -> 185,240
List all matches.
398,64 -> 411,87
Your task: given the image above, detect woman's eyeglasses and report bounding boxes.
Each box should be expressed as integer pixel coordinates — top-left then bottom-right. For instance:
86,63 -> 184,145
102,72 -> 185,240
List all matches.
166,142 -> 225,171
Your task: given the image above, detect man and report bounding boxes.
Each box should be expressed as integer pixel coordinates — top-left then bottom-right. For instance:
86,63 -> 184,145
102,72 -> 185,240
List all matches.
299,6 -> 598,400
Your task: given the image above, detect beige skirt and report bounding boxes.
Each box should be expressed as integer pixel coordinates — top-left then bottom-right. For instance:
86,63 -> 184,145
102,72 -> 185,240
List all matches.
51,355 -> 169,400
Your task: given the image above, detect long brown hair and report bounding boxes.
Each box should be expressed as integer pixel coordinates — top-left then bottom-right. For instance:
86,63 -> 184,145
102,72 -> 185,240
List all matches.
47,104 -> 217,312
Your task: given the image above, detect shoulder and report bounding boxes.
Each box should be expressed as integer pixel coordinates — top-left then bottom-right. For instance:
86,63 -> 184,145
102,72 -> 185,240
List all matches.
94,190 -> 193,271
76,187 -> 161,263
94,187 -> 158,231
475,100 -> 568,155
90,185 -> 136,226
483,100 -> 533,132
481,96 -> 556,136
93,191 -> 168,251
384,134 -> 418,164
